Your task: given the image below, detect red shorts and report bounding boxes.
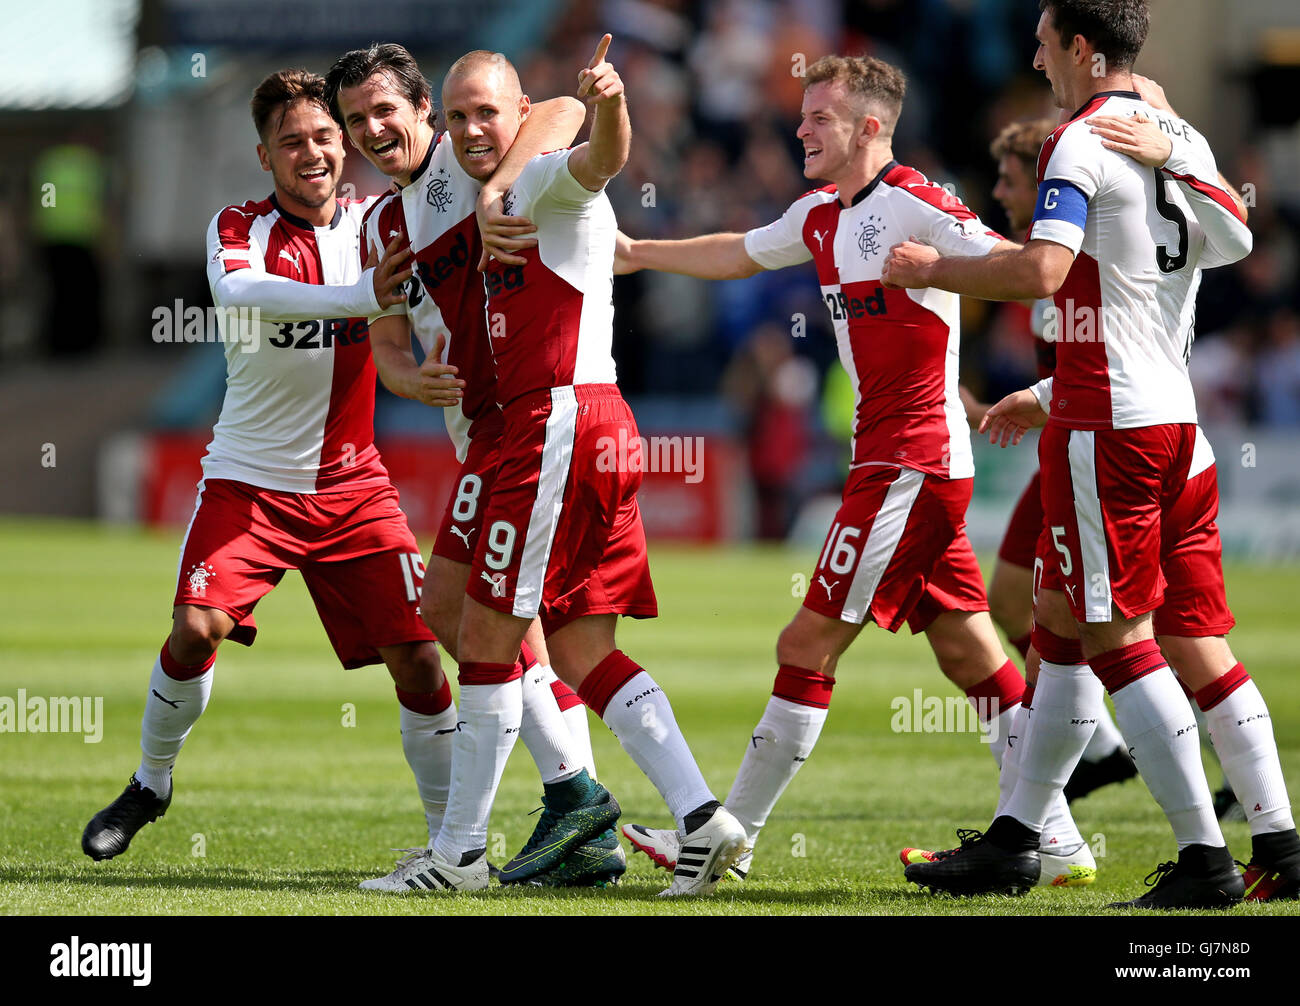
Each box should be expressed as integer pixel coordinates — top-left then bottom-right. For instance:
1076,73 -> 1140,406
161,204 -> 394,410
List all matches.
801,466 -> 988,633
431,426 -> 502,566
465,385 -> 658,634
1153,463 -> 1235,636
997,470 -> 1042,569
1038,422 -> 1196,624
174,478 -> 433,668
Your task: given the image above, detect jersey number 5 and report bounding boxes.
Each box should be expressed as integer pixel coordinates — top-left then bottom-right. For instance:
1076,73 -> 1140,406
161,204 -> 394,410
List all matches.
1152,169 -> 1189,274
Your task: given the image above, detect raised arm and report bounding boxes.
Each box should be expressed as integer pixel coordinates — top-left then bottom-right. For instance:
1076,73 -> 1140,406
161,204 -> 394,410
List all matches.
567,34 -> 630,192
619,231 -> 763,280
476,94 -> 587,266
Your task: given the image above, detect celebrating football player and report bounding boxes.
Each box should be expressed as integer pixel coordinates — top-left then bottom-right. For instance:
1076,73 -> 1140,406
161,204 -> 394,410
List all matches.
885,0 -> 1297,907
82,68 -> 460,864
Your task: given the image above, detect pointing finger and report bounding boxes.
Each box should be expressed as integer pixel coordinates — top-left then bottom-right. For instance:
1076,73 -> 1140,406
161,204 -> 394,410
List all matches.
589,33 -> 611,69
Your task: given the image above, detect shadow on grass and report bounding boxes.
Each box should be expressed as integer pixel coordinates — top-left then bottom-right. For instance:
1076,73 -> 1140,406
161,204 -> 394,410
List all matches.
5,864 -> 906,909
2,864 -> 369,894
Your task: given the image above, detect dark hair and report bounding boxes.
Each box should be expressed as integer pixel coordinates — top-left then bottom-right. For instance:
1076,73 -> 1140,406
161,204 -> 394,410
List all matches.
990,117 -> 1056,169
1040,0 -> 1150,70
323,42 -> 435,127
250,69 -> 331,140
803,55 -> 907,136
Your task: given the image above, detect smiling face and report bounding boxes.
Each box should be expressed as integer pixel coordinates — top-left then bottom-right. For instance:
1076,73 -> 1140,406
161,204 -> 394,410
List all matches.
257,99 -> 343,213
441,64 -> 529,182
796,80 -> 871,185
336,71 -> 434,183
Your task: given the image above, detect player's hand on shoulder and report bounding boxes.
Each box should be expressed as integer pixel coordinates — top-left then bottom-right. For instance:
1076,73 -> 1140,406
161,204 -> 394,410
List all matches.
881,238 -> 938,289
1086,110 -> 1172,168
413,334 -> 465,408
577,33 -> 622,106
475,189 -> 536,271
373,234 -> 415,308
978,388 -> 1047,448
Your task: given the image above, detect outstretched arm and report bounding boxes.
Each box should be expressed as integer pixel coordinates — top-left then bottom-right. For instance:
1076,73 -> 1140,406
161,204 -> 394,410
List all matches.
208,228 -> 411,321
618,231 -> 762,280
882,238 -> 1066,301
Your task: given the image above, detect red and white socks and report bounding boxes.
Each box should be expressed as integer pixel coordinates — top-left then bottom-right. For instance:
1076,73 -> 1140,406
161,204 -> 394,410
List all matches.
432,662 -> 523,864
724,665 -> 833,847
394,679 -> 456,846
578,650 -> 715,832
963,659 -> 1023,766
548,673 -> 597,778
1195,663 -> 1295,836
1093,640 -> 1222,850
136,641 -> 214,798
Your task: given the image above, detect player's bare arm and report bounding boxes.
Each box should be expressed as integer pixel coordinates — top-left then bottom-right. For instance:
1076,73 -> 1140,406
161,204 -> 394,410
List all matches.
617,230 -> 762,280
369,322 -> 464,408
958,384 -> 990,430
882,237 -> 1065,301
978,387 -> 1049,449
476,95 -> 586,267
567,34 -> 630,192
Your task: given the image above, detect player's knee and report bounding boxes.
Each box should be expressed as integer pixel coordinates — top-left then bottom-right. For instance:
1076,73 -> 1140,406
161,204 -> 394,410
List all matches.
169,609 -> 224,665
776,619 -> 827,671
386,643 -> 443,693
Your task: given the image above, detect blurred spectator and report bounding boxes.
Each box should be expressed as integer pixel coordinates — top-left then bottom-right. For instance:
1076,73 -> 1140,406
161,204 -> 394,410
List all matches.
723,323 -> 820,538
1256,310 -> 1300,426
31,142 -> 107,356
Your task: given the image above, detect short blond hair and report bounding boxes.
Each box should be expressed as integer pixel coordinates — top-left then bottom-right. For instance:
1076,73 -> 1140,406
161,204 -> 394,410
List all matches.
804,55 -> 906,136
443,50 -> 522,99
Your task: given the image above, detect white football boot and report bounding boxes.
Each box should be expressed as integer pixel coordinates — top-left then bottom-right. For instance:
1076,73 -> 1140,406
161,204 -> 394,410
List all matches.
360,847 -> 489,892
622,823 -> 753,880
1038,841 -> 1097,887
656,808 -> 749,897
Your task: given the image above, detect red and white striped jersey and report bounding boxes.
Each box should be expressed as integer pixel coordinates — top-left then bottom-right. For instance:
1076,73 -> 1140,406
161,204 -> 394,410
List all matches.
203,194 -> 389,494
745,161 -> 1003,479
480,148 -> 618,406
1029,90 -> 1252,431
363,133 -> 502,460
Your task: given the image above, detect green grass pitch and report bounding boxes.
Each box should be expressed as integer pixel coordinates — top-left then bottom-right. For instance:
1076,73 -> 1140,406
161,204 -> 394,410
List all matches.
1,516 -> 1297,916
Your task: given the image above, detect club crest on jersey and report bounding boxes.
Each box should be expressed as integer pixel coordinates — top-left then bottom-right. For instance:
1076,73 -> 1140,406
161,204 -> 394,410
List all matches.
856,215 -> 885,259
186,562 -> 215,596
426,167 -> 454,212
